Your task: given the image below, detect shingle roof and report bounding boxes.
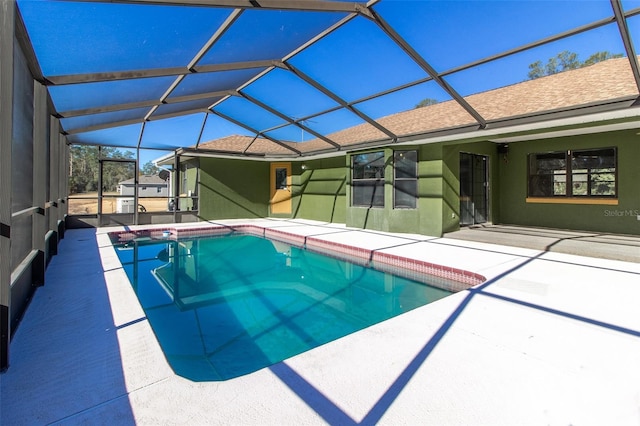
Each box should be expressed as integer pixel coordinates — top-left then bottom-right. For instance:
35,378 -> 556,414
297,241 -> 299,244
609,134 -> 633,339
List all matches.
466,56 -> 638,120
197,135 -> 296,155
195,57 -> 639,156
311,57 -> 639,147
119,175 -> 167,185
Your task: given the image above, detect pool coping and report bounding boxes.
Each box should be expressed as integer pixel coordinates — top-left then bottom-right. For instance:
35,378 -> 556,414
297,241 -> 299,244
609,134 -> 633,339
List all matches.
108,223 -> 486,293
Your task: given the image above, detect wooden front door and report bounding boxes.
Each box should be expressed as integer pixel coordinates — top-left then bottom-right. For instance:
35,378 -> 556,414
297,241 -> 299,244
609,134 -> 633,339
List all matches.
270,162 -> 292,215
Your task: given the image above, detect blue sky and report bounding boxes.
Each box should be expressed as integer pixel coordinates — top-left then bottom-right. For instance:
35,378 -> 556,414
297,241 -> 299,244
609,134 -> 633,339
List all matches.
17,0 -> 640,165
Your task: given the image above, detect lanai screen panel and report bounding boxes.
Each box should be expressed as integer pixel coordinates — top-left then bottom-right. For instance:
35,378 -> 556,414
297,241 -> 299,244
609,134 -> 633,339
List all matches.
66,125 -> 145,149
242,68 -> 340,127
355,81 -> 452,120
198,8 -> 347,64
141,114 -> 210,150
199,115 -> 256,146
375,1 -> 616,72
48,77 -> 177,114
169,69 -> 266,99
19,1 -> 229,75
628,14 -> 640,53
60,107 -> 151,134
12,34 -> 35,269
15,0 -> 640,156
287,15 -> 429,102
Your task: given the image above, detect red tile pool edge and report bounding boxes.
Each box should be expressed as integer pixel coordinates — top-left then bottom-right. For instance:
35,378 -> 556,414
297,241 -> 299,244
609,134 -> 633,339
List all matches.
108,225 -> 486,291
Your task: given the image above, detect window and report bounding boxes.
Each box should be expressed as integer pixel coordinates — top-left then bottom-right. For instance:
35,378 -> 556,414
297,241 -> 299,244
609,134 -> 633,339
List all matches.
181,163 -> 189,194
528,151 -> 567,196
275,167 -> 287,190
394,150 -> 417,208
528,148 -> 616,198
352,151 -> 385,207
570,148 -> 616,196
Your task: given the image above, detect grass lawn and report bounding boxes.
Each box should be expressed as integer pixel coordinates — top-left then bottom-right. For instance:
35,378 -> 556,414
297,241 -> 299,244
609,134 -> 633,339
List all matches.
68,192 -> 170,214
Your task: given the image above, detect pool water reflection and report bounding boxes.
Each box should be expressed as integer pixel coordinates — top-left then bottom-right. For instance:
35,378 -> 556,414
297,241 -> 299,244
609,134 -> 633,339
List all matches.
114,234 -> 452,381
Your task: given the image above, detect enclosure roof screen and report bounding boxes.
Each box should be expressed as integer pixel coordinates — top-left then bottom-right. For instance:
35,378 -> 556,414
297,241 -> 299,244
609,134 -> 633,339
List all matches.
16,0 -> 640,157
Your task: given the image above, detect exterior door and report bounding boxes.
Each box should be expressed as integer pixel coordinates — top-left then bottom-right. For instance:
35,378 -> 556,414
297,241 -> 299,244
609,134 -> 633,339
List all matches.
270,162 -> 292,215
459,153 -> 489,226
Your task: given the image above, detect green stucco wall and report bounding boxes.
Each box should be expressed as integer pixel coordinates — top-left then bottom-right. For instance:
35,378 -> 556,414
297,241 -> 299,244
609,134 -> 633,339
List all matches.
345,146 -> 448,236
416,144 -> 445,236
198,156 -> 347,222
198,157 -> 269,220
179,160 -> 199,211
498,129 -> 640,235
345,143 -> 500,237
292,156 -> 347,223
197,129 -> 638,236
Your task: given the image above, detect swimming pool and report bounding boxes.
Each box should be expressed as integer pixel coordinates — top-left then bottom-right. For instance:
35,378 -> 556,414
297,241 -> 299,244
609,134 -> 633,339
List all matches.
113,231 -> 454,381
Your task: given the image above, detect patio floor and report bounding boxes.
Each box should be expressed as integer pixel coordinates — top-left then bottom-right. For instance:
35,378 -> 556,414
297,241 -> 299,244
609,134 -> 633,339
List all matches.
2,219 -> 640,425
445,224 -> 640,263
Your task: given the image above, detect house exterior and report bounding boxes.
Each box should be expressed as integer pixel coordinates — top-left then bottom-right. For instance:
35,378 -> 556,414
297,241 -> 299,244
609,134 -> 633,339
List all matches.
185,57 -> 640,237
118,175 -> 168,197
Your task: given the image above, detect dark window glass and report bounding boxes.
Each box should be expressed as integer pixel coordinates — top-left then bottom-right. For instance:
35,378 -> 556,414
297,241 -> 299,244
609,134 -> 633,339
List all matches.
528,148 -> 616,198
352,152 -> 385,207
352,152 -> 385,179
394,150 -> 417,209
571,148 -> 616,196
528,151 -> 567,196
394,180 -> 417,208
275,167 -> 287,190
352,181 -> 385,207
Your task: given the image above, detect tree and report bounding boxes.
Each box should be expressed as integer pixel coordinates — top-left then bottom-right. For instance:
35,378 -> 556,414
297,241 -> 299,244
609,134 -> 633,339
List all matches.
527,50 -> 622,80
583,51 -> 623,67
555,50 -> 580,72
69,145 -> 99,194
415,98 -> 439,108
141,161 -> 160,176
527,60 -> 545,80
529,50 -> 580,79
68,145 -> 139,195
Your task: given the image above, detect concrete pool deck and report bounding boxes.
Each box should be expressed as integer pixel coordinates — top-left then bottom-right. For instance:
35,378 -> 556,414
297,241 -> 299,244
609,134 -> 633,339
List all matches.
2,218 -> 640,425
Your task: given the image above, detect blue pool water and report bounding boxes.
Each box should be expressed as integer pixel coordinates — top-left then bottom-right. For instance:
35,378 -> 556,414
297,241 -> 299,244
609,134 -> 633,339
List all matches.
114,233 -> 452,381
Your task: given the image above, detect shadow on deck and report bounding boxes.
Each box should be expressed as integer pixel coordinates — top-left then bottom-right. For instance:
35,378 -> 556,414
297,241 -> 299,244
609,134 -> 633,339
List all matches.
444,224 -> 640,263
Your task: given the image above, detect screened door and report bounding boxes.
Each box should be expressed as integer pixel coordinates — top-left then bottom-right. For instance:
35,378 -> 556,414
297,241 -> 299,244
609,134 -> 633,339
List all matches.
459,153 -> 489,226
99,159 -> 137,225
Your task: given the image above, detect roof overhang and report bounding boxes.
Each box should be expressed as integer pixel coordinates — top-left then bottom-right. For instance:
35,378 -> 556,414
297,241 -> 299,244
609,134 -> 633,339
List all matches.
153,96 -> 640,164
